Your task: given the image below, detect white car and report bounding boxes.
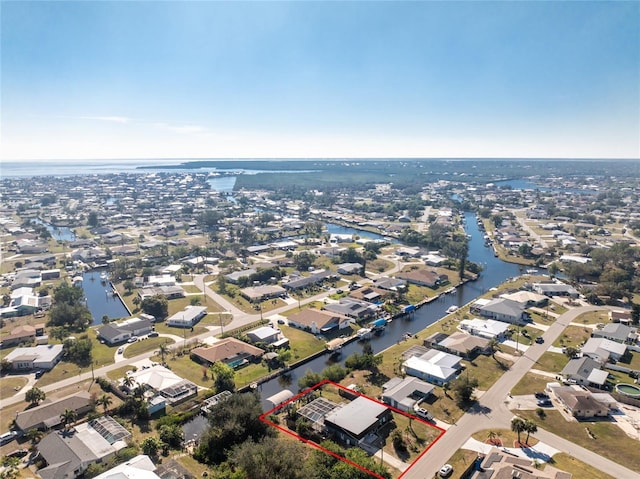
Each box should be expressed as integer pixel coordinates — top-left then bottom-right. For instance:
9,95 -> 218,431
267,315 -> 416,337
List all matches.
117,347 -> 124,354
415,407 -> 433,421
439,464 -> 453,477
127,336 -> 138,343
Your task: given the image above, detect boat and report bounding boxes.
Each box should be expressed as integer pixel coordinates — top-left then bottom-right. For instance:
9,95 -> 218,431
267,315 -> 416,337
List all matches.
370,318 -> 387,331
356,328 -> 372,340
446,305 -> 458,314
445,287 -> 456,295
99,271 -> 108,283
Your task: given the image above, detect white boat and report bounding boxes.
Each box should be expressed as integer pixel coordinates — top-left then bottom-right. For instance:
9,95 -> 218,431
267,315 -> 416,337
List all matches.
446,305 -> 458,314
356,328 -> 372,340
99,271 -> 108,283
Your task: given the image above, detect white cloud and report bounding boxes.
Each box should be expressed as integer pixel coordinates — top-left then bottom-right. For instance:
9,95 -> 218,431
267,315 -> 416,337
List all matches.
81,116 -> 131,123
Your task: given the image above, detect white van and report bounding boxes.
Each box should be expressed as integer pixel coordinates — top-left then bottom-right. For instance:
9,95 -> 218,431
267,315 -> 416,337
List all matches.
0,431 -> 17,445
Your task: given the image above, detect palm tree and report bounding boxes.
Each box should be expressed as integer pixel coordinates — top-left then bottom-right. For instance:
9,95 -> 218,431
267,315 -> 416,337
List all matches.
157,342 -> 169,364
122,375 -> 135,390
511,417 -> 526,445
97,394 -> 112,413
60,409 -> 77,432
25,428 -> 43,446
487,430 -> 497,445
488,337 -> 500,358
524,420 -> 538,445
442,382 -> 451,399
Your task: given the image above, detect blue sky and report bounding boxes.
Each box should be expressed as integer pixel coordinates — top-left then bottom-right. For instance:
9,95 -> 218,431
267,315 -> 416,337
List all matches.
2,1 -> 638,160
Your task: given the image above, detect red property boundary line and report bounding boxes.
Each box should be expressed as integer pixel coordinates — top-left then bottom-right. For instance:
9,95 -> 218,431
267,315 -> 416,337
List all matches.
259,379 -> 447,479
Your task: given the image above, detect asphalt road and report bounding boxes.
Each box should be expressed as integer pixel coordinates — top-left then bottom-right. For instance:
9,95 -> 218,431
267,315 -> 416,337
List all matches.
404,305 -> 640,479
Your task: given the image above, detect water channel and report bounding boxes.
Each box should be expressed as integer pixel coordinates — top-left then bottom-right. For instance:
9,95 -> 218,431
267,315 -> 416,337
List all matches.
81,270 -> 131,325
254,211 -> 521,410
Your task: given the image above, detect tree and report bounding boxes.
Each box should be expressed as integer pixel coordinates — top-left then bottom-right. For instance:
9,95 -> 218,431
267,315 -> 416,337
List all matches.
451,375 -> 478,407
0,456 -> 20,479
563,346 -> 580,359
158,424 -> 184,449
101,315 -> 110,324
157,342 -> 170,364
511,417 -> 526,444
97,394 -> 113,413
210,361 -> 235,393
60,408 -> 77,432
230,436 -> 307,479
122,375 -> 136,390
25,387 -> 46,406
195,392 -> 273,465
0,358 -> 12,374
141,295 -> 168,319
141,436 -> 161,457
298,369 -> 324,390
123,280 -> 135,294
87,211 -> 99,227
524,419 -> 538,444
25,428 -> 43,446
547,262 -> 559,279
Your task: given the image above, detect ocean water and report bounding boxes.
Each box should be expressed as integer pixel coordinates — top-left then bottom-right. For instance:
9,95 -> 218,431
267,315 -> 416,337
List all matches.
0,159 -> 181,178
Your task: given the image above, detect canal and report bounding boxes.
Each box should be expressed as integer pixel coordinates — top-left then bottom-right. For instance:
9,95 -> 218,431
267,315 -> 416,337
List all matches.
81,270 -> 131,325
255,211 -> 521,410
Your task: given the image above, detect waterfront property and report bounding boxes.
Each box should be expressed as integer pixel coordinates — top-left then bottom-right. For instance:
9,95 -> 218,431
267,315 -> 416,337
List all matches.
287,308 -> 351,334
381,376 -> 434,413
324,395 -> 393,446
123,365 -> 198,405
191,337 -> 264,368
97,317 -> 154,345
473,298 -> 529,325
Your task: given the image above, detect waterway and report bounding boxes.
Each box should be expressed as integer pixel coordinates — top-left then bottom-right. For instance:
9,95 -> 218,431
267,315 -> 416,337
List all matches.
255,211 -> 521,410
31,218 -> 76,242
81,270 -> 130,325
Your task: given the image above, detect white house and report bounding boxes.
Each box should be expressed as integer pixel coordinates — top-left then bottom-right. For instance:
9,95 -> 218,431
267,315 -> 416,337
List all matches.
581,337 -> 627,364
458,318 -> 509,340
402,349 -> 462,386
5,344 -> 64,371
166,306 -> 207,328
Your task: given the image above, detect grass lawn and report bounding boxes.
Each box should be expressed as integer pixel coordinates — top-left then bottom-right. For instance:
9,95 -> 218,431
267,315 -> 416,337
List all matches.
0,376 -> 28,400
437,448 -> 479,479
518,410 -> 640,473
35,360 -> 93,387
511,372 -> 555,396
533,352 -> 569,374
549,453 -> 616,479
553,325 -> 591,349
176,455 -> 211,478
618,350 -> 640,370
573,310 -> 610,325
160,354 -> 213,388
106,365 -> 133,381
367,257 -> 394,273
153,322 -> 208,337
124,337 -> 176,358
462,354 -> 513,391
234,362 -> 272,389
278,325 -> 326,363
380,411 -> 442,465
181,285 -> 203,294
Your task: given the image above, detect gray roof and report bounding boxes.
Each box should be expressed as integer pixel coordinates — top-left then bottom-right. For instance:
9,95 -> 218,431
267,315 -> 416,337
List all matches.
382,377 -> 434,404
38,432 -> 96,479
15,391 -> 92,432
97,324 -> 124,342
561,356 -> 602,380
479,298 -> 524,317
325,396 -> 388,436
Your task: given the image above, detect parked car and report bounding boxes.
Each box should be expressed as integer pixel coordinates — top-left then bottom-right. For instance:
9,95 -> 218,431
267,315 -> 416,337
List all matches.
0,431 -> 18,446
535,336 -> 544,344
439,464 -> 453,477
534,392 -> 549,399
6,449 -> 28,458
127,336 -> 138,343
117,347 -> 124,354
34,370 -> 44,379
537,398 -> 552,407
148,332 -> 159,337
415,407 -> 433,421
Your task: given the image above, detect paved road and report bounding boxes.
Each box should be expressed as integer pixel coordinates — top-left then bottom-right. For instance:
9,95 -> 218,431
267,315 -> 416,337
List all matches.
404,305 -> 640,479
514,211 -> 549,249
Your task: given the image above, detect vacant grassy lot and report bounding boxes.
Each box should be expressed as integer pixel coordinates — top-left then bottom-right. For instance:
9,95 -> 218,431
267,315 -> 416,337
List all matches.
123,337 -> 175,358
553,325 -> 591,349
0,376 -> 27,400
159,354 -> 212,388
518,410 -> 640,473
106,365 -> 133,381
471,428 -> 538,448
533,351 -> 569,374
278,325 -> 326,362
549,453 -> 616,479
573,310 -> 610,325
462,355 -> 513,391
511,372 -> 555,396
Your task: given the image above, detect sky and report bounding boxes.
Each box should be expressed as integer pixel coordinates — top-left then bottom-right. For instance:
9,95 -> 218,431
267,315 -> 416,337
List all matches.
1,1 -> 639,161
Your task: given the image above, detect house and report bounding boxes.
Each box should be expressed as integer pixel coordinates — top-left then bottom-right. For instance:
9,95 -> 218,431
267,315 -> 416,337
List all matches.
246,326 -> 281,345
282,269 -> 334,290
37,416 -> 131,479
381,376 -> 434,413
402,349 -> 462,386
191,337 -> 264,368
0,325 -> 37,348
288,308 -> 350,334
552,386 -> 612,419
395,268 -> 449,288
240,285 -> 286,303
458,318 -> 510,340
323,297 -> 378,321
224,269 -> 257,284
97,318 -> 153,345
336,262 -> 363,275
581,337 -> 627,364
500,290 -> 548,307
372,277 -> 406,291
4,344 -> 64,371
471,447 -> 572,479
166,306 -> 207,328
422,253 -> 447,267
592,323 -> 637,344
138,285 -> 185,300
14,391 -> 93,433
424,332 -> 491,359
609,310 -> 632,324
124,365 -> 197,405
532,282 -> 579,298
93,455 -> 160,479
324,396 -> 392,445
560,357 -> 608,388
476,298 -> 528,325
